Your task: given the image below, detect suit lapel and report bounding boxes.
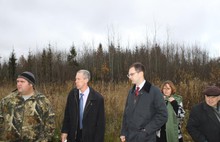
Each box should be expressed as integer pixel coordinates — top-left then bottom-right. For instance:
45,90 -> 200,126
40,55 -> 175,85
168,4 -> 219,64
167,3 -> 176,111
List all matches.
83,88 -> 96,118
130,81 -> 151,109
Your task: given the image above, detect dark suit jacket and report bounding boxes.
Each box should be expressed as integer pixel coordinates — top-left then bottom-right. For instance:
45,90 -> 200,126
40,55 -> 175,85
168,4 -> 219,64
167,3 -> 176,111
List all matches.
61,87 -> 105,142
186,102 -> 220,142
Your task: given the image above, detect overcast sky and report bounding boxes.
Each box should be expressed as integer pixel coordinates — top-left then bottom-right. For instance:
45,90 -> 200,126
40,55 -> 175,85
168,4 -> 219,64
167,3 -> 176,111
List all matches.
0,0 -> 220,60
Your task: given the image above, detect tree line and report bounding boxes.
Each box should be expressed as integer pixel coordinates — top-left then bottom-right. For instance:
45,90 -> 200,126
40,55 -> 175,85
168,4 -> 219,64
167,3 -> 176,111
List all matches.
0,41 -> 220,85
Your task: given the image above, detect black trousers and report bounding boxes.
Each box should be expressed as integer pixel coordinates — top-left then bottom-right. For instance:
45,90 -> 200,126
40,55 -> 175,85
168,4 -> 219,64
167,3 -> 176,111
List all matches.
76,129 -> 83,142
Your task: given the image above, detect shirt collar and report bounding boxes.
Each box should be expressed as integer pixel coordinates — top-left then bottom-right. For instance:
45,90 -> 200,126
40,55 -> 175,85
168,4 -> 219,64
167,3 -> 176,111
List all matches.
137,80 -> 146,90
79,87 -> 90,98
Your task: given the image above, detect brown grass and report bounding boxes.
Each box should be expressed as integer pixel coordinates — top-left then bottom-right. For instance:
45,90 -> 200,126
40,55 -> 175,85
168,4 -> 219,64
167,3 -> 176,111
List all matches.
0,80 -> 206,142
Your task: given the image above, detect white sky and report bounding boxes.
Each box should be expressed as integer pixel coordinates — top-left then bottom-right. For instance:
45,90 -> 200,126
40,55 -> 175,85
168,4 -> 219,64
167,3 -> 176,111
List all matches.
0,0 -> 220,60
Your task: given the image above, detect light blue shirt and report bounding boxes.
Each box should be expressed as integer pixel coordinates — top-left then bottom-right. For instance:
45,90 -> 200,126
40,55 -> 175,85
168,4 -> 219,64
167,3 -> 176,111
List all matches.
79,87 -> 90,110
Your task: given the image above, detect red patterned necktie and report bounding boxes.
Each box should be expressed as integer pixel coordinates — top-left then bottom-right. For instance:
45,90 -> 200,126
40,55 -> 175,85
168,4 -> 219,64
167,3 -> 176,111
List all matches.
135,87 -> 140,96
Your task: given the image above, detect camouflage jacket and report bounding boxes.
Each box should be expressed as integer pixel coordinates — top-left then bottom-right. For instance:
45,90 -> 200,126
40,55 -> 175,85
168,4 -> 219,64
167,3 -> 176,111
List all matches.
0,90 -> 55,142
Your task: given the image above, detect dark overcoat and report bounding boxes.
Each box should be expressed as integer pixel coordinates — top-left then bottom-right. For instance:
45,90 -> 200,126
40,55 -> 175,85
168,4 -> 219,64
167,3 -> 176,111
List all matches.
121,81 -> 168,142
61,87 -> 105,142
186,102 -> 220,142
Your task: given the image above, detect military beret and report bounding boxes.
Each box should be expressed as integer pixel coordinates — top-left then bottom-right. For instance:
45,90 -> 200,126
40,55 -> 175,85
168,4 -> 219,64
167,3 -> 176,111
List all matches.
203,86 -> 220,96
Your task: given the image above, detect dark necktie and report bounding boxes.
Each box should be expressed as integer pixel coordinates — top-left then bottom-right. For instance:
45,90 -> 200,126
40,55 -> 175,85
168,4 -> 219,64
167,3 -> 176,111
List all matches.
135,87 -> 140,96
79,93 -> 84,129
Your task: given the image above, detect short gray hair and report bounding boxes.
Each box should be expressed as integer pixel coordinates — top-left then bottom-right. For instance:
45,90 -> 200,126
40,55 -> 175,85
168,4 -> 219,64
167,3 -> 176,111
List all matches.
77,70 -> 91,81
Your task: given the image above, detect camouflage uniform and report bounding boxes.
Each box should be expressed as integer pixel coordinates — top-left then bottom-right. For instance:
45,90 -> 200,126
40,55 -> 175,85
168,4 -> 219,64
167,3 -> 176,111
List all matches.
0,90 -> 55,142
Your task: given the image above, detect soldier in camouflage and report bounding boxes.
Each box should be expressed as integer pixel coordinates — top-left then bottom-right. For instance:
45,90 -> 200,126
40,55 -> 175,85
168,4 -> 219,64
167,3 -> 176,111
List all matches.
0,71 -> 55,142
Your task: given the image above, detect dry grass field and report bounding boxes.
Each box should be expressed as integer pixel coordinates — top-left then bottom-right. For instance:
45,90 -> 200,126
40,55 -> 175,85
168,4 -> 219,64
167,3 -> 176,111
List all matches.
0,79 -> 207,142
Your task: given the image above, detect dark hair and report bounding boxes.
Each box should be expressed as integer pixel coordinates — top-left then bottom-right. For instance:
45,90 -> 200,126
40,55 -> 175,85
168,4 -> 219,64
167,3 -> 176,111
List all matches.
129,62 -> 145,74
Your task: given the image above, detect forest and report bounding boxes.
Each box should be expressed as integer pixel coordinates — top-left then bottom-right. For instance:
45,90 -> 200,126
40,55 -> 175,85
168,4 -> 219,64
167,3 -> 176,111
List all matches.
1,41 -> 220,84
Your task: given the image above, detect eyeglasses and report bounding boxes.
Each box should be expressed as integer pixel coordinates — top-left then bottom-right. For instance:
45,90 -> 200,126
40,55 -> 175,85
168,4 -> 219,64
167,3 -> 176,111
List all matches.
127,72 -> 138,78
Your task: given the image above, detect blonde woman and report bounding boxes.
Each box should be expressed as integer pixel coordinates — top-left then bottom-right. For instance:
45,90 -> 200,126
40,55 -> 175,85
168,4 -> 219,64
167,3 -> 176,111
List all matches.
156,80 -> 185,142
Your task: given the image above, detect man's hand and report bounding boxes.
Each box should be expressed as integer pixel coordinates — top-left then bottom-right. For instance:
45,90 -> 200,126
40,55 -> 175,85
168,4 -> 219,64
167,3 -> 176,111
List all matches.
61,133 -> 68,142
120,135 -> 126,142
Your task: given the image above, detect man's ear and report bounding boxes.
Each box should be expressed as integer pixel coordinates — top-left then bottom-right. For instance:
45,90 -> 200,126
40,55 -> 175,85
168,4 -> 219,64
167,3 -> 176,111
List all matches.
140,71 -> 144,76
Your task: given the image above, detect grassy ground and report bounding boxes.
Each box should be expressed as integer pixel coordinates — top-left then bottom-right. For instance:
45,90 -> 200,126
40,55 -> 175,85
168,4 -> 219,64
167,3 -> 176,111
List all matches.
0,80 -> 204,142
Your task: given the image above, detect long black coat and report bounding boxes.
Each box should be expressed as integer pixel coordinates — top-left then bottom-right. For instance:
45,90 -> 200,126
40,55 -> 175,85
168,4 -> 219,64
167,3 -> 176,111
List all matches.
186,102 -> 220,142
61,87 -> 105,142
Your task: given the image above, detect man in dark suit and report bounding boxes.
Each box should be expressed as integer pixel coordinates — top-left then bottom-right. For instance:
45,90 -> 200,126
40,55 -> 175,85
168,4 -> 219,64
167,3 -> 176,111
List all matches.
61,70 -> 105,142
187,86 -> 220,142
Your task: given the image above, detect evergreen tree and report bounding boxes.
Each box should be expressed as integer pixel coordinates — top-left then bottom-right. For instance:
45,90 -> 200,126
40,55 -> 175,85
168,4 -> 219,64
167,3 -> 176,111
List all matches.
27,50 -> 33,71
8,49 -> 17,82
41,49 -> 47,83
67,44 -> 78,65
67,44 -> 78,73
47,45 -> 53,82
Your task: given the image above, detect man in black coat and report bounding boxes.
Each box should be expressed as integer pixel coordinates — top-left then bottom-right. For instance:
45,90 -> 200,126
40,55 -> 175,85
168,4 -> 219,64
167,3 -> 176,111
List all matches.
120,62 -> 167,142
186,86 -> 220,142
61,70 -> 105,142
